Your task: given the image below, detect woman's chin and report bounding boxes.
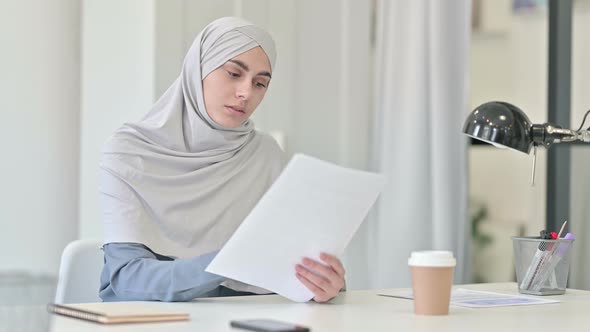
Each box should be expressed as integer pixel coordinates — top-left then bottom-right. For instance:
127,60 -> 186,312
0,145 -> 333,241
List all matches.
208,112 -> 247,129
217,117 -> 245,129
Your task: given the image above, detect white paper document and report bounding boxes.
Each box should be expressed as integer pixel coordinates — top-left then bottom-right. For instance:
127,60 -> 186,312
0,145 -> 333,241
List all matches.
379,288 -> 560,308
206,154 -> 384,302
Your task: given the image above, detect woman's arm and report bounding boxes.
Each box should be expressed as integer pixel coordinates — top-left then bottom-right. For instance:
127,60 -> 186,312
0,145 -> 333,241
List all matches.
99,243 -> 225,302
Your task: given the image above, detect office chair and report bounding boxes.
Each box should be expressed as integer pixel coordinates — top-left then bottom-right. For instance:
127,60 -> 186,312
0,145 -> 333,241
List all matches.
54,239 -> 104,304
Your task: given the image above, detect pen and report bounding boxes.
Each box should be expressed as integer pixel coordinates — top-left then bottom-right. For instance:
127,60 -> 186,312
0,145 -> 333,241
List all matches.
520,231 -> 553,291
547,232 -> 559,289
530,233 -> 575,292
526,221 -> 568,291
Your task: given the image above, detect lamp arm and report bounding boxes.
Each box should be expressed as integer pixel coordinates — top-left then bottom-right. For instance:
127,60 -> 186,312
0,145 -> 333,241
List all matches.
545,125 -> 578,143
532,123 -> 590,146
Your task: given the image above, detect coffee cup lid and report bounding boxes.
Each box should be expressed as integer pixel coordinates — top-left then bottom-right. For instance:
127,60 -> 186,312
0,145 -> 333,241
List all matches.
408,251 -> 456,267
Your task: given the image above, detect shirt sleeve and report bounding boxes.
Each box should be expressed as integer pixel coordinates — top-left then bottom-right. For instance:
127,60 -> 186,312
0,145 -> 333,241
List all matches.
99,242 -> 226,302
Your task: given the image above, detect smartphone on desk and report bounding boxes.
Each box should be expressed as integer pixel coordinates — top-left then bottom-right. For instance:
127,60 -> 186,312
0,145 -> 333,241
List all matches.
230,319 -> 310,332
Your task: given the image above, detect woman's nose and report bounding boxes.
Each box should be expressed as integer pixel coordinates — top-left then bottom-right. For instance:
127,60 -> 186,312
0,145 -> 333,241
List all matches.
235,81 -> 252,100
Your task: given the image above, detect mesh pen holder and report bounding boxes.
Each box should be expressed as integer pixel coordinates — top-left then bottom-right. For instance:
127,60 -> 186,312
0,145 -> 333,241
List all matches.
512,236 -> 575,295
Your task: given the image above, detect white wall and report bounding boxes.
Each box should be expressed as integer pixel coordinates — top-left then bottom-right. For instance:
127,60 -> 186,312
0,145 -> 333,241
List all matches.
79,0 -> 156,238
469,147 -> 547,281
0,0 -> 80,275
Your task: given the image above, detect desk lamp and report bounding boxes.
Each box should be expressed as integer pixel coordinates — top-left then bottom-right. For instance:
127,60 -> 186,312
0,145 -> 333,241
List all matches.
462,101 -> 590,184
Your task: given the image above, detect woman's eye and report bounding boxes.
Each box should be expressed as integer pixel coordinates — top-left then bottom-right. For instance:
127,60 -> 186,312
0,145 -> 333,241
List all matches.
227,71 -> 240,78
255,82 -> 267,88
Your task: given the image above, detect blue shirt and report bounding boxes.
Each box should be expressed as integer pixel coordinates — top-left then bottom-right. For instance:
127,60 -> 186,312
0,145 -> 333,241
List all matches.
99,243 -> 255,302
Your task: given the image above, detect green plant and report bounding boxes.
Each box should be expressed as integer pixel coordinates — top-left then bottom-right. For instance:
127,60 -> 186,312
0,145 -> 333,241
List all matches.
471,203 -> 493,250
470,200 -> 493,283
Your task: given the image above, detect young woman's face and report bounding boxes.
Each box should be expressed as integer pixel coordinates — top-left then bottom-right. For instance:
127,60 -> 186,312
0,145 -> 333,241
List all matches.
202,46 -> 272,128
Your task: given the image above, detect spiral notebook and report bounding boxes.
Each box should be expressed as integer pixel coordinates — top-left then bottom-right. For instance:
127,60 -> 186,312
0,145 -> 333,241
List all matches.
47,302 -> 189,324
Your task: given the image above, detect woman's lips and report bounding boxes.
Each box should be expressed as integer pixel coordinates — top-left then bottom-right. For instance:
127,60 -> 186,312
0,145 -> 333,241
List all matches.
225,106 -> 245,115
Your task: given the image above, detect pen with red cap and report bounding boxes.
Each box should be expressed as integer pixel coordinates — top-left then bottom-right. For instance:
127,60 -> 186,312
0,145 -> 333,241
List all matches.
531,232 -> 575,292
520,230 -> 554,291
526,220 -> 567,291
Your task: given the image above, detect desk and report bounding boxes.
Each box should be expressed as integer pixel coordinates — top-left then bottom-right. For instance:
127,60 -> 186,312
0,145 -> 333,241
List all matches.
50,283 -> 590,331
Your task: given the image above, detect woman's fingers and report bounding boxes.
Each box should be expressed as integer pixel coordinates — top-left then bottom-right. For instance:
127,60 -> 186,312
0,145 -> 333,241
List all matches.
301,257 -> 339,281
295,254 -> 346,303
319,253 -> 346,278
295,264 -> 332,292
295,271 -> 332,303
295,272 -> 324,295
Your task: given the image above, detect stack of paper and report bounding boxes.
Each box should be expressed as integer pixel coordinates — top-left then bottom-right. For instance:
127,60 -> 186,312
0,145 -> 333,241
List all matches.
378,288 -> 560,308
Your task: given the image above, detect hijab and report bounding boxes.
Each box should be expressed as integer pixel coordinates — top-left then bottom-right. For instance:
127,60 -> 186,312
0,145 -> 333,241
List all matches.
99,17 -> 286,272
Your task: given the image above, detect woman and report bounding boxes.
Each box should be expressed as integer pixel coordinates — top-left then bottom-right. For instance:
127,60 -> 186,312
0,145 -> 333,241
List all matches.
99,17 -> 345,303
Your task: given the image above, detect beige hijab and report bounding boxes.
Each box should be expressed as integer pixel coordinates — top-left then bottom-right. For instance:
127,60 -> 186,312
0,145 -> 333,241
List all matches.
99,17 -> 286,266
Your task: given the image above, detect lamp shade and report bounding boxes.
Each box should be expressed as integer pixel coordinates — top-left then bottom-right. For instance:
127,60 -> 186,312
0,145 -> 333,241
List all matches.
463,101 -> 533,154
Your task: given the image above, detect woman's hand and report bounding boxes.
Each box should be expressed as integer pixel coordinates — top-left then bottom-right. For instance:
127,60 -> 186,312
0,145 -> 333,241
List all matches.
295,253 -> 346,303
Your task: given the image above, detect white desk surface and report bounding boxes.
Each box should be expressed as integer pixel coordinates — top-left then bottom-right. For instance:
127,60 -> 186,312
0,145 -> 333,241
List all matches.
50,282 -> 590,332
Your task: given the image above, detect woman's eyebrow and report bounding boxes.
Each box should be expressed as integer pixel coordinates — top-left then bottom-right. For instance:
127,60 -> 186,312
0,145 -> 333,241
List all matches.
228,59 -> 272,78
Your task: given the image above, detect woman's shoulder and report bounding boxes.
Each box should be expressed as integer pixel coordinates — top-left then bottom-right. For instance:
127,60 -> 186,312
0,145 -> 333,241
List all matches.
253,130 -> 289,167
101,125 -> 141,153
99,128 -> 147,172
255,130 -> 286,153
255,130 -> 282,149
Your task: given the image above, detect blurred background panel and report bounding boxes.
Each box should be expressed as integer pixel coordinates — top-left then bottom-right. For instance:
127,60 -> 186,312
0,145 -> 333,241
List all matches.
1,0 -> 588,295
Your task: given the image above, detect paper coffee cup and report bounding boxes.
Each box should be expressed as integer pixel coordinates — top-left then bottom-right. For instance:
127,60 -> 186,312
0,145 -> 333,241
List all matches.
408,251 -> 456,315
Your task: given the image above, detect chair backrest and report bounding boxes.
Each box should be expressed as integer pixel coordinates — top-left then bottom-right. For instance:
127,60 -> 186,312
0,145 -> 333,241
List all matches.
54,239 -> 104,304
